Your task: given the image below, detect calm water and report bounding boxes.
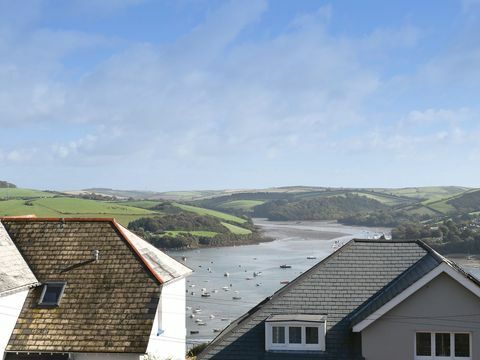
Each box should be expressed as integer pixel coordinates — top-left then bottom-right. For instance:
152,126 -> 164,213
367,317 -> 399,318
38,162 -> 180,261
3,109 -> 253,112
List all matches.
169,219 -> 390,345
168,219 -> 480,346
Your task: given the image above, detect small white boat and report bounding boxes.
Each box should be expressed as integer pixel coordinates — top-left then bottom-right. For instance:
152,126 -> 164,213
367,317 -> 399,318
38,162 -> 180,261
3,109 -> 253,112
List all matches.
193,308 -> 202,314
245,277 -> 253,280
195,318 -> 203,323
224,272 -> 230,277
253,271 -> 262,277
190,314 -> 195,318
307,256 -> 317,260
221,318 -> 229,321
213,328 -> 221,333
201,293 -> 211,298
209,314 -> 215,319
201,288 -> 207,292
256,283 -> 262,287
197,322 -> 207,326
232,296 -> 242,300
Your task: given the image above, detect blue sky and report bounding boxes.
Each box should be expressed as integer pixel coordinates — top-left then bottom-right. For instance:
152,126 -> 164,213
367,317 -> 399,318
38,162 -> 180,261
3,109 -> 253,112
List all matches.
1,0 -> 480,191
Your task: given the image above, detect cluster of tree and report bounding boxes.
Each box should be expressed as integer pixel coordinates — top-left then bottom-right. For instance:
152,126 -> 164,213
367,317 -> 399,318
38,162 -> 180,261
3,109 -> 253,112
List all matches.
0,181 -> 16,188
340,210 -> 427,227
392,216 -> 480,254
128,213 -> 261,249
129,213 -> 229,233
252,194 -> 386,221
141,231 -> 266,250
73,193 -> 118,201
448,190 -> 480,213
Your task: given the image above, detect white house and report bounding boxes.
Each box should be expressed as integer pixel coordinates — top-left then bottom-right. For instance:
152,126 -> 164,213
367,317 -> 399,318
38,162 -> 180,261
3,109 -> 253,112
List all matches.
0,217 -> 192,360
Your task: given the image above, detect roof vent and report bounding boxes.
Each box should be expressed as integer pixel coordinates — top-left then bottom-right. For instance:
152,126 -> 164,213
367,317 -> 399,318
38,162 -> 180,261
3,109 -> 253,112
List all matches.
92,249 -> 100,263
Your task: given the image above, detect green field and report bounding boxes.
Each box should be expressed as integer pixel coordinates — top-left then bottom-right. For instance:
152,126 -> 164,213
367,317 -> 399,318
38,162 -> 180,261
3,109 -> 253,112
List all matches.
0,188 -> 56,199
220,200 -> 265,210
173,203 -> 247,224
112,200 -> 161,210
221,222 -> 252,235
0,197 -> 156,226
382,186 -> 469,200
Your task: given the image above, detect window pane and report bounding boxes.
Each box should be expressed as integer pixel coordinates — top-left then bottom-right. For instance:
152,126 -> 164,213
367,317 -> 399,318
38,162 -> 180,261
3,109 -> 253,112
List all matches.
435,333 -> 450,356
455,333 -> 470,357
272,326 -> 285,344
289,326 -> 302,344
306,327 -> 319,344
416,332 -> 431,356
40,283 -> 65,305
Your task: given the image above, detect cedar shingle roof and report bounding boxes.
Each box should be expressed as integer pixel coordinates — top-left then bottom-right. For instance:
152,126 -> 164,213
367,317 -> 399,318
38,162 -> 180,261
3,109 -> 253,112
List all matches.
199,239 -> 429,360
1,218 -> 189,354
0,222 -> 38,295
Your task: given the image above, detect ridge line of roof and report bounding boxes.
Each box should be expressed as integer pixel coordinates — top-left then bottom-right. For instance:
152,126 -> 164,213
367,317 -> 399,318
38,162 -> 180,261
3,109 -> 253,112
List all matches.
353,238 -> 418,243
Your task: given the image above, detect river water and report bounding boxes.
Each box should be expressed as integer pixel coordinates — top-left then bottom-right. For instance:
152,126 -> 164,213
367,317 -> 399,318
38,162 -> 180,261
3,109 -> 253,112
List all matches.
169,219 -> 391,345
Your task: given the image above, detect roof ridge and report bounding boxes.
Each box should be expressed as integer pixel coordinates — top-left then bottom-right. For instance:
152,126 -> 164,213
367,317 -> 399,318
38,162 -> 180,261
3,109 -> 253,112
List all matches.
353,238 -> 417,243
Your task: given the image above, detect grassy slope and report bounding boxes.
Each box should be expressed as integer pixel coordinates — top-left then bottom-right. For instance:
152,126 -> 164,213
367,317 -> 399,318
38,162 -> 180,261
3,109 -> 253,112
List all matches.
0,188 -> 55,198
173,203 -> 247,224
220,200 -> 265,210
0,197 -> 157,226
221,222 -> 252,235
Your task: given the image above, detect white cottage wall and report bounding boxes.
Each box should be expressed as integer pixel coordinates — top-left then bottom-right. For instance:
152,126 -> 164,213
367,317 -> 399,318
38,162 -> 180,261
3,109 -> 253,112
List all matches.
146,278 -> 187,360
0,290 -> 29,359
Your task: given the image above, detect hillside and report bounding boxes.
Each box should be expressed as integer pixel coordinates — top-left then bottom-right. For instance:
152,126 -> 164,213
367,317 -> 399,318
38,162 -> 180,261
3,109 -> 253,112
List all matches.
252,193 -> 387,221
0,180 -> 16,188
0,187 -> 257,249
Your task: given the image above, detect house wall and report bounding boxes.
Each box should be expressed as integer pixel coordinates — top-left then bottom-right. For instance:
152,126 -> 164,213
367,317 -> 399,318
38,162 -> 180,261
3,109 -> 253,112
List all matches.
146,278 -> 187,360
361,273 -> 480,360
0,290 -> 29,359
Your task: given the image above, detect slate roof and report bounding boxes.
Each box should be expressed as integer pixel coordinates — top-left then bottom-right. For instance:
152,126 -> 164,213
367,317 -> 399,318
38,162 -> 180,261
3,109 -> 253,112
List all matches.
0,221 -> 38,295
1,217 -> 190,354
199,239 -> 431,360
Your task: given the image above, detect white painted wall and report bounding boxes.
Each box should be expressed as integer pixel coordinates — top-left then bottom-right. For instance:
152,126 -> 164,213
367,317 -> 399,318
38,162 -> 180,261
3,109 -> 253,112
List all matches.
0,290 -> 29,359
146,278 -> 187,360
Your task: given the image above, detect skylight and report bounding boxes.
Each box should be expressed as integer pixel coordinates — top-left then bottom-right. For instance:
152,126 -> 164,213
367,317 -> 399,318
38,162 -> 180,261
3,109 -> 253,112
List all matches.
38,282 -> 66,306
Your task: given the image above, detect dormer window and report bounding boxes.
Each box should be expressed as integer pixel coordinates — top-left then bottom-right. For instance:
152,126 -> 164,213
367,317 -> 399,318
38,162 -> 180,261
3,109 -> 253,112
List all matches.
38,282 -> 66,306
265,314 -> 326,352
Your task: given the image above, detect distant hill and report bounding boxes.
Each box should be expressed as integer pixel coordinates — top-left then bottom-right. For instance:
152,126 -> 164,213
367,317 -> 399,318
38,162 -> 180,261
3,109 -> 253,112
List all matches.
252,193 -> 387,221
0,180 -> 16,188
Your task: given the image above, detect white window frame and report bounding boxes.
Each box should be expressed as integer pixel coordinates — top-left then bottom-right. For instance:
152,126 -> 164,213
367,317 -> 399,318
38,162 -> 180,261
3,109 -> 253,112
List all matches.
265,321 -> 326,352
415,332 -> 472,360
